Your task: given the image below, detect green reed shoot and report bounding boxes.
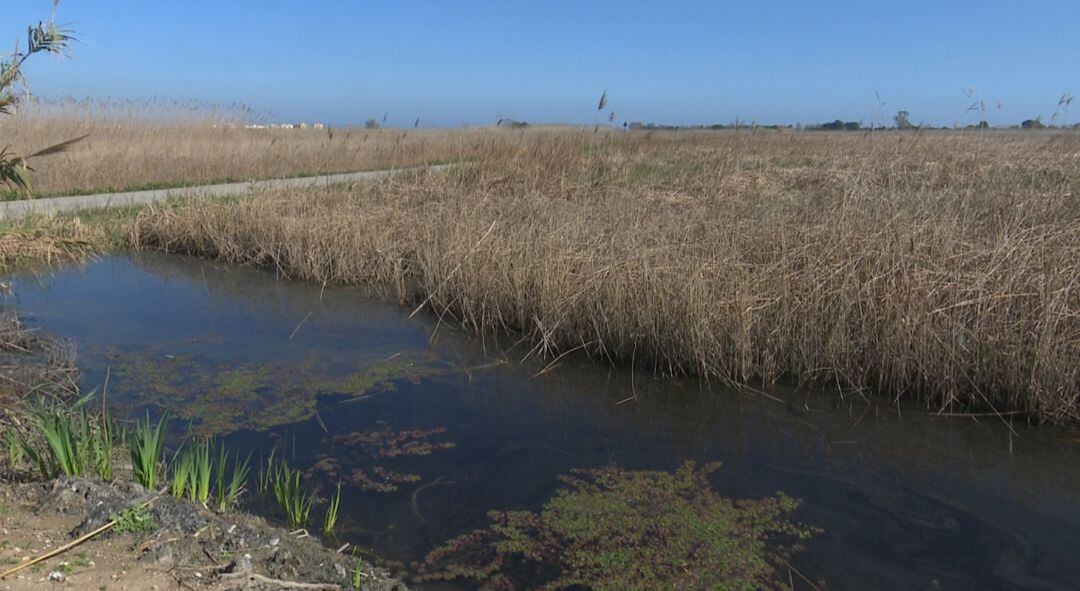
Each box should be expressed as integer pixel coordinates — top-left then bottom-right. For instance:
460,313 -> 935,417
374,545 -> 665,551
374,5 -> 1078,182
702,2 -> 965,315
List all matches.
214,444 -> 227,508
170,444 -> 190,499
40,404 -> 85,477
188,439 -> 212,505
18,400 -> 117,481
217,449 -> 251,512
323,481 -> 342,534
171,441 -> 250,512
272,459 -> 314,529
129,412 -> 168,490
91,406 -> 117,481
170,439 -> 211,505
29,405 -> 75,477
351,559 -> 363,590
4,429 -> 24,470
256,447 -> 276,494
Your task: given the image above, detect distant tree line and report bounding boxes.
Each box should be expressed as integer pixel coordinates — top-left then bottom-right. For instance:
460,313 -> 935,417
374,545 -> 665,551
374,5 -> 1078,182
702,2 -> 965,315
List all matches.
625,122 -> 791,131
799,111 -> 1077,131
818,120 -> 862,131
546,109 -> 1079,134
614,118 -> 1078,132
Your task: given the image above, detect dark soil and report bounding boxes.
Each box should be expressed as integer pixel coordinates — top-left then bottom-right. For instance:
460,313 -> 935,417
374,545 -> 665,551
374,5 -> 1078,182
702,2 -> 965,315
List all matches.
1,477 -> 407,590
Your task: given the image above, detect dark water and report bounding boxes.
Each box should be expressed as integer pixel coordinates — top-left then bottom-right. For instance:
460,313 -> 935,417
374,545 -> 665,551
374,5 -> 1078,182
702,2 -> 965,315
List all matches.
5,253 -> 1080,590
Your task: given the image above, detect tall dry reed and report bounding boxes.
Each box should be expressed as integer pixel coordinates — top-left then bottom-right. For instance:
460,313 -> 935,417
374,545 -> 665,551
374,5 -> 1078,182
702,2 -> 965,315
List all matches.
0,99 -> 478,196
130,129 -> 1080,423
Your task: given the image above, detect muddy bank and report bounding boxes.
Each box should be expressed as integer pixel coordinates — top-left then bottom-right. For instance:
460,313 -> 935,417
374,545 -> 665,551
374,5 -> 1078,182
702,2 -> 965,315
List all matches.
0,477 -> 406,590
0,310 -> 78,425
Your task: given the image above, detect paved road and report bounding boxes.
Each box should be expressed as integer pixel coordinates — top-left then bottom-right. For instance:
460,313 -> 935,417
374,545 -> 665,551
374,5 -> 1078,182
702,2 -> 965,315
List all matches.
0,164 -> 452,221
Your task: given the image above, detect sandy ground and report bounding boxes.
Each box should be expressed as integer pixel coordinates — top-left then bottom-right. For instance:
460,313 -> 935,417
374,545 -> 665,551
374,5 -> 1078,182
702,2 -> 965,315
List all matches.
0,494 -> 182,590
0,478 -> 406,591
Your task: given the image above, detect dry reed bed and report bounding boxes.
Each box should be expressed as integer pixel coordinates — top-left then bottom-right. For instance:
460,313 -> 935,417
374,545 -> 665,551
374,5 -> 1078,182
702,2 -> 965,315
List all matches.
129,130 -> 1080,423
0,310 -> 79,426
0,216 -> 108,269
0,104 -> 479,196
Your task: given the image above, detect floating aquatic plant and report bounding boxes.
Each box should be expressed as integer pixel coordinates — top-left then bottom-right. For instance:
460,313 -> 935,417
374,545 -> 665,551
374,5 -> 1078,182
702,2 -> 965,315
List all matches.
96,348 -> 447,436
306,422 -> 454,493
418,461 -> 819,591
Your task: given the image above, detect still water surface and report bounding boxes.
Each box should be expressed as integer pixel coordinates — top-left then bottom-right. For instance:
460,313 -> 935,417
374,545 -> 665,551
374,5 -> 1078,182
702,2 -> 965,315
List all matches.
6,253 -> 1079,590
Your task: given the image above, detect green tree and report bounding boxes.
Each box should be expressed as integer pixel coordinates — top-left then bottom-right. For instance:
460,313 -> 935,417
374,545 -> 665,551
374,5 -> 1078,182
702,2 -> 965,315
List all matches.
1021,117 -> 1045,130
1,1 -> 82,191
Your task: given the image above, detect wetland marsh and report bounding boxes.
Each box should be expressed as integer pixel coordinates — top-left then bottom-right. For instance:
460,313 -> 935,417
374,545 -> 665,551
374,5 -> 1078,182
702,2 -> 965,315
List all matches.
5,252 -> 1079,589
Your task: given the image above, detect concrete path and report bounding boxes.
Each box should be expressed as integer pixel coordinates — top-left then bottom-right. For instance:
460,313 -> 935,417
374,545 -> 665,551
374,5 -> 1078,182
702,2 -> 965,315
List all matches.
0,164 -> 452,221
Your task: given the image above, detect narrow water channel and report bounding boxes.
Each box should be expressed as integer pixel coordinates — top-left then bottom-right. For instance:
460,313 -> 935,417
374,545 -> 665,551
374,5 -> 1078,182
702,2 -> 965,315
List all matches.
5,253 -> 1079,590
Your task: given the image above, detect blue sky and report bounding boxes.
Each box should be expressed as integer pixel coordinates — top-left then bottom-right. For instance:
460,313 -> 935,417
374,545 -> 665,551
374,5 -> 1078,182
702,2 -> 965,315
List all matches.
6,0 -> 1079,127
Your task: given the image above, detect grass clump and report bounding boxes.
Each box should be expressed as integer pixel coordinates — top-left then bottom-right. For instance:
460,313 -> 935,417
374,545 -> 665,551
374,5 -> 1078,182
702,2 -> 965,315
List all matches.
323,482 -> 342,534
0,209 -> 140,274
15,398 -> 118,481
351,559 -> 363,590
271,459 -> 315,529
170,439 -> 211,505
111,505 -> 157,534
189,440 -> 212,505
170,439 -> 251,512
418,462 -> 817,591
216,447 -> 251,513
169,444 -> 190,498
4,429 -> 24,474
255,448 -> 276,495
129,412 -> 168,490
12,402 -> 258,516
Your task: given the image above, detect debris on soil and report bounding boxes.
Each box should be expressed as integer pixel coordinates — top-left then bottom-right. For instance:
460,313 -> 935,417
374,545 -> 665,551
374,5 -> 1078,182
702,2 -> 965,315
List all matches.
0,477 -> 407,590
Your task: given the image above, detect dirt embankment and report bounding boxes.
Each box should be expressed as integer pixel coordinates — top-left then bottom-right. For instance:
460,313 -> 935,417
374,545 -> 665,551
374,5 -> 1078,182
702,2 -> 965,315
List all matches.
0,478 -> 406,591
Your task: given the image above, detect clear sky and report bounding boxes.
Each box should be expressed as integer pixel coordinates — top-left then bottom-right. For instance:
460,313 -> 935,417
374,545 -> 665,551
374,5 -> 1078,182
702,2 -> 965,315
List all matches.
6,0 -> 1080,127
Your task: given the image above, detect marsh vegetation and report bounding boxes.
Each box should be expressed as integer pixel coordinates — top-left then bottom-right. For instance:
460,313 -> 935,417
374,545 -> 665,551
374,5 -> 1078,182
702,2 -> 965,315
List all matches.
129,129 -> 1080,423
2,253 -> 1076,589
0,99 -> 478,199
3,3 -> 1073,589
417,462 -> 818,591
3,111 -> 1080,589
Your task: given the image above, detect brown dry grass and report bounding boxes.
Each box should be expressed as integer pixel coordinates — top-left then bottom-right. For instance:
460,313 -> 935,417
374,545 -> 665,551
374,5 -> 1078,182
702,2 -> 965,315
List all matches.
0,310 -> 79,426
98,128 -> 1080,423
0,101 -> 478,196
0,217 -> 98,268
